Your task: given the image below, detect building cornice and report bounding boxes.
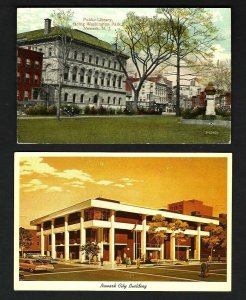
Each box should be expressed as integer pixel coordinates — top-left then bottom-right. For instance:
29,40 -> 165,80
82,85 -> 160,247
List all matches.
30,198 -> 219,226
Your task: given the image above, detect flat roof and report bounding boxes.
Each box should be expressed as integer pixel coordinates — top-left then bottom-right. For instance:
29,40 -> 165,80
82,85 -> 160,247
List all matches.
30,197 -> 219,226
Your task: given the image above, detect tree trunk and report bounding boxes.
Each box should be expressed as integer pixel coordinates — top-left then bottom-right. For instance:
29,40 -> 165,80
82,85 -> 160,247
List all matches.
176,53 -> 181,116
133,90 -> 140,112
57,82 -> 62,121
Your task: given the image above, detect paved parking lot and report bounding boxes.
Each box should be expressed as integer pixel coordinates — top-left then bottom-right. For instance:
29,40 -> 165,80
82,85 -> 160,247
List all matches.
21,262 -> 227,282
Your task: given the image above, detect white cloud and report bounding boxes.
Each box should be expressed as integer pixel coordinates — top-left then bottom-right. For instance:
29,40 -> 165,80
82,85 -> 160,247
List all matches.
21,179 -> 49,192
20,157 -> 57,176
211,11 -> 224,22
46,186 -> 63,193
213,44 -> 231,61
114,184 -> 125,188
56,169 -> 93,182
96,180 -> 113,186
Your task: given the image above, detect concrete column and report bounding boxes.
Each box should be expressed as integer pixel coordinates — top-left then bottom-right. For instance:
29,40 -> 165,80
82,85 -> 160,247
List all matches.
51,219 -> 56,258
141,215 -> 146,260
64,215 -> 69,261
160,239 -> 165,260
100,241 -> 104,259
195,224 -> 201,260
186,248 -> 190,260
40,223 -> 44,256
170,232 -> 176,260
79,211 -> 86,262
109,210 -> 115,265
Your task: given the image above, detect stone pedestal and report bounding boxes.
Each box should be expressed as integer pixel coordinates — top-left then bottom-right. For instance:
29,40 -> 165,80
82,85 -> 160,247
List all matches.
206,95 -> 216,115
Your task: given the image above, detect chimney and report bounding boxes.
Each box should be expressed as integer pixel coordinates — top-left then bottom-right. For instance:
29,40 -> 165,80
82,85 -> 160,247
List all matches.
44,18 -> 51,34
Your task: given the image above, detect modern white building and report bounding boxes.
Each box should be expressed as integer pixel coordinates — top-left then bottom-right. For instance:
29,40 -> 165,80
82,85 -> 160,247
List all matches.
17,19 -> 128,110
30,197 -> 219,264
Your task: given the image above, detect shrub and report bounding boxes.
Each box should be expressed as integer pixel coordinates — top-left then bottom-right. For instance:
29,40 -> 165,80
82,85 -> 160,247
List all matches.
84,106 -> 91,115
109,108 -> 116,115
182,108 -> 195,119
25,103 -> 47,115
116,108 -> 123,115
90,106 -> 98,115
97,106 -> 107,115
46,105 -> 57,115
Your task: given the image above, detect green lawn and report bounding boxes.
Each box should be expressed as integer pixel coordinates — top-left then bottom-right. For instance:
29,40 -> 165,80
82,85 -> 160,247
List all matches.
17,116 -> 231,144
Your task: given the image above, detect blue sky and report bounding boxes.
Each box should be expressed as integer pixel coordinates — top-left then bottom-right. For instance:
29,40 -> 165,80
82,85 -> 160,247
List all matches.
17,7 -> 231,61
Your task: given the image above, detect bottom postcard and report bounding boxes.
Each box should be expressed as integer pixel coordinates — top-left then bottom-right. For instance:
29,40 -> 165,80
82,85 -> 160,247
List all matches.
14,152 -> 232,291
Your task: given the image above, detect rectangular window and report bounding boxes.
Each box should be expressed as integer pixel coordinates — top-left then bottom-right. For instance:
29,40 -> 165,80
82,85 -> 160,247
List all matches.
25,73 -> 30,83
114,61 -> 117,69
102,58 -> 105,66
24,90 -> 29,100
108,60 -> 111,68
34,75 -> 39,84
74,51 -> 77,59
80,94 -> 84,103
49,47 -> 52,57
73,94 -> 76,103
81,53 -> 85,61
25,59 -> 31,67
96,57 -> 99,65
89,55 -> 93,63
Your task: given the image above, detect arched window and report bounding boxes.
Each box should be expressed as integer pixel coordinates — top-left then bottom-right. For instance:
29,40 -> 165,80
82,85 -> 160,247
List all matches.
118,76 -> 122,88
107,74 -> 111,87
87,70 -> 92,84
64,93 -> 68,102
80,69 -> 85,83
113,97 -> 116,104
94,71 -> 99,85
73,94 -> 76,103
80,94 -> 84,103
112,75 -> 117,87
64,66 -> 69,80
101,73 -> 105,86
119,98 -> 122,105
107,96 -> 110,104
74,51 -> 77,60
72,67 -> 77,82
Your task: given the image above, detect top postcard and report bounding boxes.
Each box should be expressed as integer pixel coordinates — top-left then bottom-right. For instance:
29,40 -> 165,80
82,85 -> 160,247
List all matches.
17,7 -> 231,144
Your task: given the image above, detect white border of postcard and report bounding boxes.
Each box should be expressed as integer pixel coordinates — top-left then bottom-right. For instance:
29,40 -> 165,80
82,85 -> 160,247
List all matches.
14,152 -> 232,291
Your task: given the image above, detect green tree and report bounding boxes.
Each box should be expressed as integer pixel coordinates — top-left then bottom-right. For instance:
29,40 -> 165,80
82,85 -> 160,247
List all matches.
19,227 -> 33,257
50,9 -> 74,120
80,242 -> 100,264
198,59 -> 231,98
156,8 -> 218,116
202,223 -> 226,261
115,12 -> 174,111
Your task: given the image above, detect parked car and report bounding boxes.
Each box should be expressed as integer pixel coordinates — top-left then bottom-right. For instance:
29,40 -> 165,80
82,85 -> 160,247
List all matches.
37,256 -> 59,264
19,258 -> 54,272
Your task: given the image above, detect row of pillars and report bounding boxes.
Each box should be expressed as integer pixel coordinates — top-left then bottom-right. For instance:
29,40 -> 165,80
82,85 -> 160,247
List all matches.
40,211 -> 201,263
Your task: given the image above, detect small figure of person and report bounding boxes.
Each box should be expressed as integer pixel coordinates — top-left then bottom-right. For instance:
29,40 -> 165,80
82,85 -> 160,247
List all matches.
200,261 -> 209,278
100,256 -> 104,266
208,255 -> 212,263
136,257 -> 141,269
93,254 -> 97,265
125,256 -> 129,268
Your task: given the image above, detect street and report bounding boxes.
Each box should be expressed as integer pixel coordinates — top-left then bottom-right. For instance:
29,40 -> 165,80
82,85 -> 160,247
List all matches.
21,262 -> 227,282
